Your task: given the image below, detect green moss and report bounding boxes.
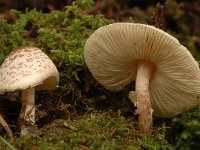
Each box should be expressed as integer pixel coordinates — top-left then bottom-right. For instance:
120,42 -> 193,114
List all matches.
171,105 -> 200,149
0,1 -> 113,96
0,111 -> 173,150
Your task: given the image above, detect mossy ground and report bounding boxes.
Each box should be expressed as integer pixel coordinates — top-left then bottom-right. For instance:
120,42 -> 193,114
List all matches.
1,110 -> 174,150
1,105 -> 200,149
0,0 -> 200,149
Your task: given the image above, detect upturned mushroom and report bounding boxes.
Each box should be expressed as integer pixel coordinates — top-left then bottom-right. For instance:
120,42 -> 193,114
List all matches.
0,46 -> 59,135
84,23 -> 200,136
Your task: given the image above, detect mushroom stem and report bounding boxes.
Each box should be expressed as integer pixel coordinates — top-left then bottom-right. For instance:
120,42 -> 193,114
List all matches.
0,114 -> 14,141
136,60 -> 154,136
19,87 -> 35,126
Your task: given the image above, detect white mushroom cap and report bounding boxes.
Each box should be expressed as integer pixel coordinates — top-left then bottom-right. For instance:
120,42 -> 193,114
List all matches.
84,23 -> 200,117
0,46 -> 59,93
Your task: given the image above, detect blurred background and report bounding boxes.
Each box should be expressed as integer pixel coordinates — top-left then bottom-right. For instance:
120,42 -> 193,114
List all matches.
0,0 -> 200,58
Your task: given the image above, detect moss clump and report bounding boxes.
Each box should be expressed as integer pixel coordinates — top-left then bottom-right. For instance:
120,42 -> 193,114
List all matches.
170,105 -> 200,150
0,111 -> 173,150
0,1 -> 113,96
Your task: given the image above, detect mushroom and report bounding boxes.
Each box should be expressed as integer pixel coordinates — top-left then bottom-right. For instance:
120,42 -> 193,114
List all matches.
0,46 -> 59,135
84,23 -> 200,136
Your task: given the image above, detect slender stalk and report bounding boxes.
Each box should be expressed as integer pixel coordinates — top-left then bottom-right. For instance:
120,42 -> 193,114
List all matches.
0,114 -> 14,141
136,60 -> 155,136
21,87 -> 35,124
18,87 -> 35,135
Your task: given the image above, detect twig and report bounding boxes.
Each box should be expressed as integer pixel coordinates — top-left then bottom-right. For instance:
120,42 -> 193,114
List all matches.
150,2 -> 165,30
0,114 -> 14,141
63,122 -> 78,132
78,144 -> 90,150
108,127 -> 118,138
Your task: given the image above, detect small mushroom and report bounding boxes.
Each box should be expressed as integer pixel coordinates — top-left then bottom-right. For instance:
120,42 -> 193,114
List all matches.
84,23 -> 200,136
0,46 -> 59,135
